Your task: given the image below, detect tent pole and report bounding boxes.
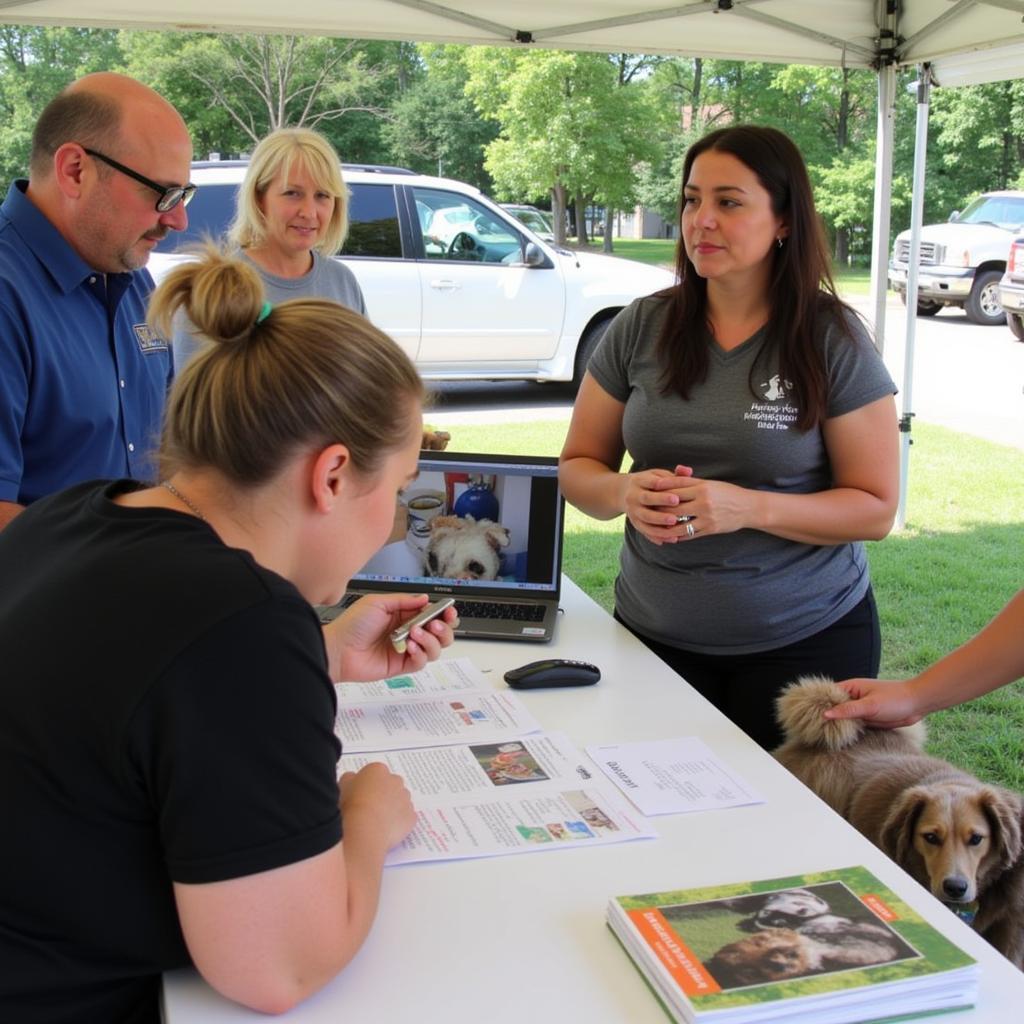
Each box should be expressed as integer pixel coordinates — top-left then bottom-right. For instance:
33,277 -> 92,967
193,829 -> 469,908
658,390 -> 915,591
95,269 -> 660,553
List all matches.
868,62 -> 896,356
896,63 -> 932,531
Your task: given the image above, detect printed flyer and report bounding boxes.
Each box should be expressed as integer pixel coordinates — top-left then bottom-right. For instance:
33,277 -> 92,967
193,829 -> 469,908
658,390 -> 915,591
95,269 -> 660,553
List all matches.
339,732 -> 657,863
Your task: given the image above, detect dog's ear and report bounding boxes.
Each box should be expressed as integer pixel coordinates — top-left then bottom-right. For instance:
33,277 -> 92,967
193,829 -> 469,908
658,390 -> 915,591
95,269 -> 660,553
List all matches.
482,524 -> 511,551
979,787 -> 1024,870
879,787 -> 929,867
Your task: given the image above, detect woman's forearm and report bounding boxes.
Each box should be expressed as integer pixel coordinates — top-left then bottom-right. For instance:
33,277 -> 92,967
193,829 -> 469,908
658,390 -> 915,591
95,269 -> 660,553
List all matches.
908,589 -> 1024,714
558,456 -> 629,521
750,485 -> 896,545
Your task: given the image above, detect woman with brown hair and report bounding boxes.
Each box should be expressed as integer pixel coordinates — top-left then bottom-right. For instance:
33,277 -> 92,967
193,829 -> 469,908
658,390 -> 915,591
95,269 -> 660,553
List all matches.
0,246 -> 455,1022
559,125 -> 898,750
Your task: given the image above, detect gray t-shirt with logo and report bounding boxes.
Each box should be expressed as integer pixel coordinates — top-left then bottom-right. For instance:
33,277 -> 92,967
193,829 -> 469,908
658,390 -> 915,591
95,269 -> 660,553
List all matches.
171,250 -> 367,368
587,294 -> 896,655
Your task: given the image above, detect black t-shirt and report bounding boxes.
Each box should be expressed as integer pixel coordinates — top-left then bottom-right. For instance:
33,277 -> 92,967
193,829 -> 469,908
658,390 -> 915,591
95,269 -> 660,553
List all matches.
0,481 -> 343,1023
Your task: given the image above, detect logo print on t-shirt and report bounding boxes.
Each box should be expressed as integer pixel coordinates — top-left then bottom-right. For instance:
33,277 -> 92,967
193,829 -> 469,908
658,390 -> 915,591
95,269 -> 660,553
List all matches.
760,374 -> 792,401
133,323 -> 168,353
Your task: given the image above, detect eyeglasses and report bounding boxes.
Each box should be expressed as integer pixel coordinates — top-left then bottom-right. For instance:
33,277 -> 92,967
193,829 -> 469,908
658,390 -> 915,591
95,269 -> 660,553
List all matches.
83,147 -> 197,213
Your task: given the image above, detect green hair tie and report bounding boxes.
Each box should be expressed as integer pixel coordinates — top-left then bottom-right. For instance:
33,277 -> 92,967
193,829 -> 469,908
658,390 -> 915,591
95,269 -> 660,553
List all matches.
256,301 -> 273,324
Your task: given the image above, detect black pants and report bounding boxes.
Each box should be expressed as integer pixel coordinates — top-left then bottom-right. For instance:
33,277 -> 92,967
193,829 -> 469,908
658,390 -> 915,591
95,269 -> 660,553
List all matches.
615,588 -> 881,752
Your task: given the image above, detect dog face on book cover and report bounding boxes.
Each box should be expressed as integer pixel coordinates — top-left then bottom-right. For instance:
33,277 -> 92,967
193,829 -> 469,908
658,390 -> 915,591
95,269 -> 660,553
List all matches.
424,515 -> 510,580
706,918 -> 908,989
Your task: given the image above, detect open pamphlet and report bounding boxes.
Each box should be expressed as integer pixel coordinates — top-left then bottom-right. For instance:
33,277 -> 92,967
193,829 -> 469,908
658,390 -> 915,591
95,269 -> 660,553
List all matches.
339,731 -> 656,864
333,658 -> 541,753
607,866 -> 978,1024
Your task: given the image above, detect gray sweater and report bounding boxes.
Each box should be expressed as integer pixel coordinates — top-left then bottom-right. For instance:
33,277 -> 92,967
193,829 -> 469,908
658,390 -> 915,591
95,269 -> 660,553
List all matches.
587,295 -> 896,655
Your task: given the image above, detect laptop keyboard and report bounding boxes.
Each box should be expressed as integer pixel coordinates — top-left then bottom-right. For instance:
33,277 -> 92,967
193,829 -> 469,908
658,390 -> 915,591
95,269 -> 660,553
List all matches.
318,594 -> 546,625
454,599 -> 545,623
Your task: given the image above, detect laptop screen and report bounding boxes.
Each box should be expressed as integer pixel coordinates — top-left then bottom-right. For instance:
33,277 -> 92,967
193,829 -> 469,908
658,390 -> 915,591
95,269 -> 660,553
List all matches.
351,451 -> 563,597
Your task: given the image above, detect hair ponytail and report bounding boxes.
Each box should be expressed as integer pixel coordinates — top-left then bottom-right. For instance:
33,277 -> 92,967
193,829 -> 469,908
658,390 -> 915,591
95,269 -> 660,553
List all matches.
150,244 -> 423,485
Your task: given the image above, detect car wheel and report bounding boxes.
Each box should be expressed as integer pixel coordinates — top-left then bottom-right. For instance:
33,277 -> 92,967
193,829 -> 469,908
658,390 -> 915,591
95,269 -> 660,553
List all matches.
964,269 -> 1006,326
572,319 -> 612,390
1008,312 -> 1024,342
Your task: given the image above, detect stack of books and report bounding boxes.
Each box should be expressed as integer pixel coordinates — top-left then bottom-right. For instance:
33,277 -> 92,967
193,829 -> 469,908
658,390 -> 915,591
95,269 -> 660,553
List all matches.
607,866 -> 978,1024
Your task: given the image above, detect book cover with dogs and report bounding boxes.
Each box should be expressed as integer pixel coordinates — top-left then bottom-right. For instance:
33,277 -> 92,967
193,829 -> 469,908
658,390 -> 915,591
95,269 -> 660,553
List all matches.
608,865 -> 977,1023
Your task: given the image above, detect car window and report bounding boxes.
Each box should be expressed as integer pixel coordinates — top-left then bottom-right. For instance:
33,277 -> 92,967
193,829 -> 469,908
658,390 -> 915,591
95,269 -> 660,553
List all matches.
412,187 -> 523,264
346,183 -> 402,258
519,211 -> 550,233
155,182 -> 236,252
958,195 -> 1024,230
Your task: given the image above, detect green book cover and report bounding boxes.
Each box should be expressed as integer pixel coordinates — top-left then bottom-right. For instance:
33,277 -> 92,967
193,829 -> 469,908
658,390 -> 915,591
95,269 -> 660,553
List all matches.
610,866 -> 977,1019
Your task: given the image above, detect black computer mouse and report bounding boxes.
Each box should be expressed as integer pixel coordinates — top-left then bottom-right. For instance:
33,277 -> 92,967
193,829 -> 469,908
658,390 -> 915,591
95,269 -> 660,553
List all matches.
504,659 -> 601,689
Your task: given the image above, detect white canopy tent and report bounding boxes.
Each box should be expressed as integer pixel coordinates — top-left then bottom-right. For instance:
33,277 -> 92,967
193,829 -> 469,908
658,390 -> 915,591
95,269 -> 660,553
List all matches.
1,0 -> 1022,522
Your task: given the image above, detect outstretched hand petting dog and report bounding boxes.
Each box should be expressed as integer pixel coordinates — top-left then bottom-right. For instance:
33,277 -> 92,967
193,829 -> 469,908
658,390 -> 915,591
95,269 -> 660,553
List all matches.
825,589 -> 1024,728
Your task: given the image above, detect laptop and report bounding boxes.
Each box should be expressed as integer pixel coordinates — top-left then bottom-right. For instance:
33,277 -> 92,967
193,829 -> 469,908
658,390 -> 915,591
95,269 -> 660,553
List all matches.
324,451 -> 564,643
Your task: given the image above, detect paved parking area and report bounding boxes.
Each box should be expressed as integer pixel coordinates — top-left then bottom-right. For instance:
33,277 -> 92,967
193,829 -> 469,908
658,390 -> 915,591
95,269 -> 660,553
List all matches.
426,297 -> 1022,451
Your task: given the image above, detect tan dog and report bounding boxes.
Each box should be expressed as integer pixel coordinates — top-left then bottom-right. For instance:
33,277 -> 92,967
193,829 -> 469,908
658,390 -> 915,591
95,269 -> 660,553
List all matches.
775,677 -> 1024,968
706,928 -> 815,987
705,920 -> 905,988
420,427 -> 451,451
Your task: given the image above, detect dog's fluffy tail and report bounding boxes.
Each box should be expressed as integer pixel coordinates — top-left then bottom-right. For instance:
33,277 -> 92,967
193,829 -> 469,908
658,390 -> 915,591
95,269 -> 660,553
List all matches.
775,676 -> 866,752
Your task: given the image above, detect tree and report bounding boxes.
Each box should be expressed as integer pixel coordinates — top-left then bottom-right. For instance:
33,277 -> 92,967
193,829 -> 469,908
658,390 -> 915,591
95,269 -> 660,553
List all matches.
0,26 -> 124,184
121,32 -> 401,161
463,48 -> 654,247
382,44 -> 497,190
772,64 -> 877,263
926,79 -> 1024,215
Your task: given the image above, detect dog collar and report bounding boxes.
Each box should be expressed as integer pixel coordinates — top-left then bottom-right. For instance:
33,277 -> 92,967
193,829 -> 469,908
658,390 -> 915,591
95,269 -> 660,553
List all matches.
946,901 -> 978,925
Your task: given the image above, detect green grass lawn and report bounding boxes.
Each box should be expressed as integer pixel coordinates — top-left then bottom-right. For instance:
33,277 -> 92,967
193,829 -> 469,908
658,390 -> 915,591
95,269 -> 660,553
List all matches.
589,238 -> 874,297
444,418 -> 1024,789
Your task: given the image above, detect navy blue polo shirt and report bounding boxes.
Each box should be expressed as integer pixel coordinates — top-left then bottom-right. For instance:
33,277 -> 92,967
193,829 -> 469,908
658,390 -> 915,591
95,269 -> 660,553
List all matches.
0,181 -> 173,505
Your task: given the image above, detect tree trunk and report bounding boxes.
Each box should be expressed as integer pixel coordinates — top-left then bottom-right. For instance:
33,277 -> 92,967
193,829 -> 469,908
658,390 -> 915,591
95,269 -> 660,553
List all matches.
551,183 -> 569,246
575,195 -> 589,245
603,206 -> 614,253
837,68 -> 850,151
835,227 -> 850,267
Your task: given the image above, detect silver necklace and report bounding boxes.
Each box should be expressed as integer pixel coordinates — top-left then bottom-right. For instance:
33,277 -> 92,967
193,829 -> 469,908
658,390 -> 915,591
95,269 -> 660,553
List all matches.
161,479 -> 206,521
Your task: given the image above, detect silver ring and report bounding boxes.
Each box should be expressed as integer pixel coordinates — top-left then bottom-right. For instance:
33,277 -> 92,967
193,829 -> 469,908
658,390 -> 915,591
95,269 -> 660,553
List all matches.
685,522 -> 696,538
675,513 -> 695,524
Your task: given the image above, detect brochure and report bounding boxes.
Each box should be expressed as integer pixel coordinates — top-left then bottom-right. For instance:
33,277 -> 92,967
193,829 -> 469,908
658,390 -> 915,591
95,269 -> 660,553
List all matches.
339,731 -> 657,864
333,658 -> 541,753
607,866 -> 978,1024
587,737 -> 765,816
334,657 -> 493,702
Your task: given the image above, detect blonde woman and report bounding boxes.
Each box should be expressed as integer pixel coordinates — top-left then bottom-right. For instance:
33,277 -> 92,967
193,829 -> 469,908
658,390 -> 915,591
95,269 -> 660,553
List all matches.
173,127 -> 365,367
0,246 -> 455,1022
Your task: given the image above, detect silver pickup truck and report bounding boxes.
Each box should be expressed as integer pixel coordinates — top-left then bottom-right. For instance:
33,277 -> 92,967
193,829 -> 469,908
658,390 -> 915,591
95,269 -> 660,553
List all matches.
889,190 -> 1024,326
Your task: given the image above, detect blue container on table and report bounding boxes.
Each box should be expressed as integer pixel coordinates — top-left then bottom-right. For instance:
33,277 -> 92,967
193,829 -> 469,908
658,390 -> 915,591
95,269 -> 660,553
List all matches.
453,480 -> 499,522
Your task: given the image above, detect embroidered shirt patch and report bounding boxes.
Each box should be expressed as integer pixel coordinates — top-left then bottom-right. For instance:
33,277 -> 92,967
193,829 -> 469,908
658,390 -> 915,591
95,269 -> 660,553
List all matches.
133,323 -> 168,353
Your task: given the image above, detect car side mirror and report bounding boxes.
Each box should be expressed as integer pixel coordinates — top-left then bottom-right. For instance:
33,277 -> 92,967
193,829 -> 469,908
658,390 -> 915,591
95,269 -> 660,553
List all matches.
948,210 -> 960,223
522,242 -> 546,268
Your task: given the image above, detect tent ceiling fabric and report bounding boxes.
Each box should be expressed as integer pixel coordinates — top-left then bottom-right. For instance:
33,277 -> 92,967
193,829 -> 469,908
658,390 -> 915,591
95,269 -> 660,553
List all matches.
0,0 -> 1022,85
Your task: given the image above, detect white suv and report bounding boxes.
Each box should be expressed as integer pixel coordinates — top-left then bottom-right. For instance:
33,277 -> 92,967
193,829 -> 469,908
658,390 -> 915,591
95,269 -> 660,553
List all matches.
151,162 -> 674,385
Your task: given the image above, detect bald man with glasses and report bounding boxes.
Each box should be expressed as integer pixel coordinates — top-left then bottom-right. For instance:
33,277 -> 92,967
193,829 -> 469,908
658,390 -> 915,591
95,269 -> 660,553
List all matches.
0,73 -> 194,528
